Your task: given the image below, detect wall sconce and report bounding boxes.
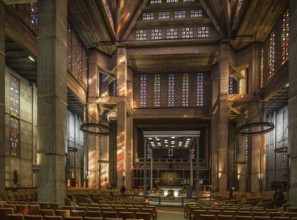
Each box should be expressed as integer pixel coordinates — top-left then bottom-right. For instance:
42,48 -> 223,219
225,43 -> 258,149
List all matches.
32,165 -> 40,173
237,174 -> 240,180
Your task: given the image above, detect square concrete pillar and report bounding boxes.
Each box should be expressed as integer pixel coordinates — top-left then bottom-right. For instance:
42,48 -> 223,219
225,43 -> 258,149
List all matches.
37,0 -> 67,204
0,0 -> 6,195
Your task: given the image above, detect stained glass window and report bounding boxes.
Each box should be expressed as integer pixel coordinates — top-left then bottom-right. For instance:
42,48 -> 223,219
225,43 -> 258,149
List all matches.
151,28 -> 163,40
112,80 -> 117,96
159,12 -> 170,20
77,40 -> 83,82
175,11 -> 186,19
154,74 -> 161,107
191,9 -> 203,18
151,0 -> 162,3
182,73 -> 189,106
182,27 -> 194,38
167,0 -> 178,2
184,0 -> 195,2
196,73 -> 204,107
136,30 -> 147,40
10,75 -> 20,117
10,117 -> 20,156
268,31 -> 275,79
197,26 -> 209,38
140,74 -> 147,107
190,147 -> 195,159
235,0 -> 244,17
168,74 -> 175,107
67,24 -> 72,71
30,3 -> 38,33
261,47 -> 264,88
147,147 -> 152,159
143,12 -> 154,20
166,28 -> 178,39
229,76 -> 238,94
281,9 -> 289,65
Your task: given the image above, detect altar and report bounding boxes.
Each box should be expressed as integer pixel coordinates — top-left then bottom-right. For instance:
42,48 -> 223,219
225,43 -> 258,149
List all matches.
160,186 -> 183,197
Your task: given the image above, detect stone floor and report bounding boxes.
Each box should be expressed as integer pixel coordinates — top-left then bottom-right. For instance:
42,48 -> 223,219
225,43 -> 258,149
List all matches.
157,206 -> 185,220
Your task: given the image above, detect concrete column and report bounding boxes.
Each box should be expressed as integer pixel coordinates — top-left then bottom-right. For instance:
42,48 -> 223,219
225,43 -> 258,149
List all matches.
37,0 -> 67,203
247,43 -> 262,192
289,0 -> 297,206
0,0 -> 5,196
88,50 -> 100,188
117,47 -> 128,188
236,113 -> 247,191
217,42 -> 229,191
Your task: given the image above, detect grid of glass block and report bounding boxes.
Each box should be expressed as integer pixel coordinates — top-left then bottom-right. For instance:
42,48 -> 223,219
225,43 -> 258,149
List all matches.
182,73 -> 189,106
168,149 -> 174,158
112,80 -> 117,96
281,10 -> 289,65
154,74 -> 161,107
196,73 -> 204,107
140,74 -> 147,107
159,11 -> 170,20
175,11 -> 186,19
191,9 -> 203,18
10,75 -> 20,117
151,0 -> 162,3
197,26 -> 210,37
166,28 -> 178,39
151,28 -> 163,40
136,29 -> 147,40
167,0 -> 178,2
168,73 -> 175,106
268,31 -> 275,78
181,27 -> 194,38
10,117 -> 20,156
143,12 -> 154,20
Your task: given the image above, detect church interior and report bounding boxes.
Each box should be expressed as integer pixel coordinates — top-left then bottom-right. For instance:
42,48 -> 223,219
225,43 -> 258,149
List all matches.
1,0 -> 297,219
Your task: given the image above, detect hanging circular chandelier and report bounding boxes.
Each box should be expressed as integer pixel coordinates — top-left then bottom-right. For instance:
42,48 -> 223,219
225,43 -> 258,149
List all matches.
236,121 -> 274,135
80,122 -> 110,135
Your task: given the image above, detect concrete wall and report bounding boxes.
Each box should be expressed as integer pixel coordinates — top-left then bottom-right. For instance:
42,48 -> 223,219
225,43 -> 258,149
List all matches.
4,66 -> 37,187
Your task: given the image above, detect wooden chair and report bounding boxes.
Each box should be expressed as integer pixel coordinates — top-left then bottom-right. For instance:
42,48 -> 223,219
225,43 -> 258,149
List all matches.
28,205 -> 40,215
199,214 -> 218,220
254,216 -> 271,220
38,203 -> 49,209
70,210 -> 85,218
235,216 -> 253,220
284,213 -> 297,218
218,214 -> 235,220
4,204 -> 16,211
135,212 -> 150,220
49,203 -> 59,211
269,213 -> 283,218
39,209 -> 55,217
0,207 -> 14,220
44,217 -> 63,220
88,207 -> 100,212
101,211 -> 118,220
7,214 -> 24,220
55,209 -> 71,218
273,217 -> 290,220
84,217 -> 103,220
64,217 -> 83,220
237,212 -> 251,216
253,212 -> 269,217
86,211 -> 101,217
24,215 -> 43,220
222,211 -> 237,217
16,204 -> 28,215
118,211 -> 134,220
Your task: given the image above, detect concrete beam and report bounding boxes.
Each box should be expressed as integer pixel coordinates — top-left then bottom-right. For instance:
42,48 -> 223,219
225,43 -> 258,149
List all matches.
3,0 -> 37,4
127,45 -> 218,56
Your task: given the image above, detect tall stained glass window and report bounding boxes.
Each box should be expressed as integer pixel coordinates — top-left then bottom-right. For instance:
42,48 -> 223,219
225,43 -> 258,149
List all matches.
281,9 -> 289,65
175,11 -> 186,19
168,149 -> 174,158
168,74 -> 175,107
10,117 -> 20,156
151,0 -> 162,3
182,27 -> 194,38
30,3 -> 38,33
182,73 -> 189,106
167,0 -> 178,2
154,74 -> 161,107
77,41 -> 83,82
9,75 -> 20,156
261,47 -> 264,88
196,73 -> 204,107
268,31 -> 275,78
10,75 -> 20,117
159,12 -> 170,20
67,24 -> 72,71
140,74 -> 147,107
229,76 -> 238,94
